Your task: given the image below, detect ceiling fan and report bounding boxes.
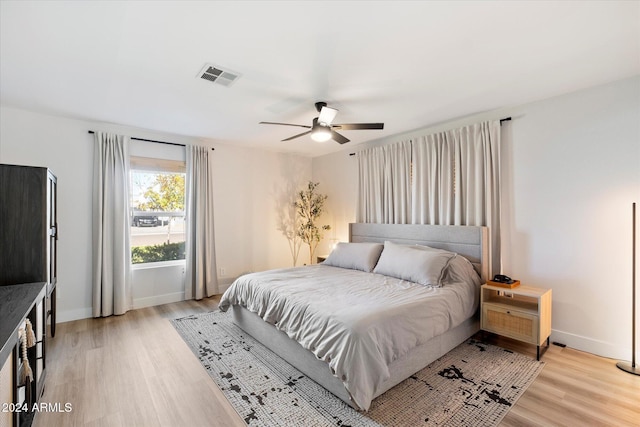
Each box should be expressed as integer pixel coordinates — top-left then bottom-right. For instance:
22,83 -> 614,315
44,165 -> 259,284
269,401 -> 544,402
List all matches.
260,102 -> 384,144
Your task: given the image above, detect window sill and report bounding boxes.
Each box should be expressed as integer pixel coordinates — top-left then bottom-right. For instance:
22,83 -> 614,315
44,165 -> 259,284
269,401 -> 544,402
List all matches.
131,259 -> 186,270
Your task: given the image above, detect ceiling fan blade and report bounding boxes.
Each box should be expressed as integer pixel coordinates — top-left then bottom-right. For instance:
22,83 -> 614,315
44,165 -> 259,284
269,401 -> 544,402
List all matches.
333,123 -> 384,130
318,106 -> 338,125
282,130 -> 312,141
331,130 -> 350,144
260,121 -> 311,129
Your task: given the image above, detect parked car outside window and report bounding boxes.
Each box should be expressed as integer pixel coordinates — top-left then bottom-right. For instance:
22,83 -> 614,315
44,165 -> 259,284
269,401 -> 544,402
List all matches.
133,215 -> 159,227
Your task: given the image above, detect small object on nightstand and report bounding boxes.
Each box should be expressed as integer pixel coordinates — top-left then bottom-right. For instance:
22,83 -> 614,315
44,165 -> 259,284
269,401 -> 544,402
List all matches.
488,274 -> 520,288
487,279 -> 520,289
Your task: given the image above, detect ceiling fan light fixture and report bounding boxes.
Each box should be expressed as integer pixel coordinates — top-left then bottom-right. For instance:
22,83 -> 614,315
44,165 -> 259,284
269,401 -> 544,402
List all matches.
259,101 -> 384,144
311,125 -> 332,142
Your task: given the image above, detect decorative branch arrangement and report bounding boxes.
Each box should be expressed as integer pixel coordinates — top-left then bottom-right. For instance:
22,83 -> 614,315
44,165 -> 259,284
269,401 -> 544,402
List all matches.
276,188 -> 303,267
295,181 -> 331,265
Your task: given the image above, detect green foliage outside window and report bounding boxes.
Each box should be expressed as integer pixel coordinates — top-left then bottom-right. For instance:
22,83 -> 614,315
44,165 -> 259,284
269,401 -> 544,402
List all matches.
131,171 -> 186,264
136,174 -> 185,212
131,242 -> 186,264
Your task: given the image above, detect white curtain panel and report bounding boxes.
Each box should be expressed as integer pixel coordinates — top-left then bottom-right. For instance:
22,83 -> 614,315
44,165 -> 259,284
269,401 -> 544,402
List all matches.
356,140 -> 412,224
383,141 -> 412,224
92,132 -> 132,317
185,145 -> 219,299
357,145 -> 384,223
411,132 -> 456,225
412,121 -> 502,274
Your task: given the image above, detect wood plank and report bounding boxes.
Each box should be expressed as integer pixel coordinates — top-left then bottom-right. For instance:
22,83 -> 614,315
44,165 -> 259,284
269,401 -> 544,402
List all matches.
484,333 -> 640,426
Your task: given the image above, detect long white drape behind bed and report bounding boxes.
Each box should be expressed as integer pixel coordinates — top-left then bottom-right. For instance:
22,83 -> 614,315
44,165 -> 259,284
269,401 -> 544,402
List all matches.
356,140 -> 411,224
412,121 -> 501,273
357,121 -> 501,274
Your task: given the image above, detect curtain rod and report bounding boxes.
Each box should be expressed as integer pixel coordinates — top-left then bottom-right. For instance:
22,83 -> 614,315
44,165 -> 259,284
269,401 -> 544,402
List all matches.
348,116 -> 512,156
88,131 -> 214,150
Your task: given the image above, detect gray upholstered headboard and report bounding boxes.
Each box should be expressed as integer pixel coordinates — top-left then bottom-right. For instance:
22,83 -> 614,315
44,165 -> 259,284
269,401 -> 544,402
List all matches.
349,223 -> 490,281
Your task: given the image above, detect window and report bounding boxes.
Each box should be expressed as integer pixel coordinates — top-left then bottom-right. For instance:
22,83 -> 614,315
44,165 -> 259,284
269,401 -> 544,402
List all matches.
130,157 -> 186,264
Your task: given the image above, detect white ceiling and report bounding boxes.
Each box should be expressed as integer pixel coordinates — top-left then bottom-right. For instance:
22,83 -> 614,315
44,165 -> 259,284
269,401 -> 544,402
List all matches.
1,1 -> 638,157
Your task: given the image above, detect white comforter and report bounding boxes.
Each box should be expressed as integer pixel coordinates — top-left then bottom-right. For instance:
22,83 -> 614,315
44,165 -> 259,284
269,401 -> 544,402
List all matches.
218,263 -> 479,410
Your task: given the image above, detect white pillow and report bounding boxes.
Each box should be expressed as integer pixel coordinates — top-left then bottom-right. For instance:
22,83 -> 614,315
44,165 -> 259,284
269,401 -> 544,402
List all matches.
442,254 -> 482,287
322,242 -> 384,272
373,241 -> 456,287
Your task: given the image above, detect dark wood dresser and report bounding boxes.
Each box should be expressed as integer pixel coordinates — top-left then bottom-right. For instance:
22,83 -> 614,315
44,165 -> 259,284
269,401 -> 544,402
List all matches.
0,164 -> 58,337
0,282 -> 47,427
0,164 -> 58,427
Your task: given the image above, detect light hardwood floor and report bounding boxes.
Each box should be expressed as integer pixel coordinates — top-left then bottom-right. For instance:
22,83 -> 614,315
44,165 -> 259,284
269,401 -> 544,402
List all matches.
35,298 -> 640,427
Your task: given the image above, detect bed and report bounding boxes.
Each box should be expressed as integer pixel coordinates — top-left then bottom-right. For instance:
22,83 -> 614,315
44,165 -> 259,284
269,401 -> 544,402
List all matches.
219,223 -> 489,411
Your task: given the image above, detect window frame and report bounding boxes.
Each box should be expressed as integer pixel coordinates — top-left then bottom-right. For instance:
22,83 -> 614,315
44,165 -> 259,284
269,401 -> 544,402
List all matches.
129,156 -> 187,266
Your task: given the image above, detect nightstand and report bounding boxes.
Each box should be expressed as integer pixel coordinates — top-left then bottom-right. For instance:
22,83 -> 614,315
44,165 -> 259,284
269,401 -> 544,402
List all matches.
481,283 -> 552,360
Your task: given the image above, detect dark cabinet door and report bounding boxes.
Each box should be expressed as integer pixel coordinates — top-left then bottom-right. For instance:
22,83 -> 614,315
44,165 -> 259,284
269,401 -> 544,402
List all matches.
0,166 -> 47,285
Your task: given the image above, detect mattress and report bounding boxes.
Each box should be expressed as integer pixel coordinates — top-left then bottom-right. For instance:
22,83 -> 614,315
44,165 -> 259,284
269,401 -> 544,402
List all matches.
219,261 -> 480,410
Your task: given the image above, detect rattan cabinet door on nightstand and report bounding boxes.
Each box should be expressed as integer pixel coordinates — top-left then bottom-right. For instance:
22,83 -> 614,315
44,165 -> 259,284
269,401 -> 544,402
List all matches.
481,284 -> 552,360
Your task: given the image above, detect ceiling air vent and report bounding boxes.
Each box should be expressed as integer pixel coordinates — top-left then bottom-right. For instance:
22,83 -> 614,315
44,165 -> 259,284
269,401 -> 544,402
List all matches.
197,64 -> 241,87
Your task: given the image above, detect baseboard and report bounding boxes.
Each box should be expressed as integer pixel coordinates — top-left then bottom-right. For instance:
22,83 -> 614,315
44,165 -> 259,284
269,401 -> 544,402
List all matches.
57,307 -> 93,323
132,291 -> 185,310
58,293 -> 187,322
551,329 -> 629,361
57,282 -> 234,323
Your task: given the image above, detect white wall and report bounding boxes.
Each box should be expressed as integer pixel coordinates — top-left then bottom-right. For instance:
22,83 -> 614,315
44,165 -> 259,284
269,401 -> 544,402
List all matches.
312,76 -> 640,359
212,144 -> 312,276
0,105 -> 311,321
311,150 -> 356,256
131,262 -> 186,309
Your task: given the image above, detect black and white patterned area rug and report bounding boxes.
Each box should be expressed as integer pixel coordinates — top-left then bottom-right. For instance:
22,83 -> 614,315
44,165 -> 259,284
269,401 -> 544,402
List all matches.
171,311 -> 544,427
